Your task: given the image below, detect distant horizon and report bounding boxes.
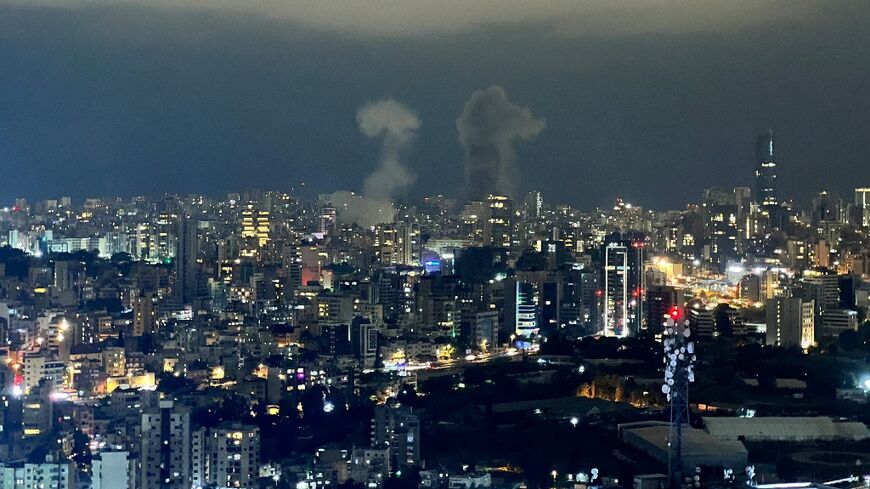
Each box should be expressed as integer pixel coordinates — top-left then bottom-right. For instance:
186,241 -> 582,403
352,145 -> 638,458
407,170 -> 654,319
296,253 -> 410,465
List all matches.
5,182 -> 867,215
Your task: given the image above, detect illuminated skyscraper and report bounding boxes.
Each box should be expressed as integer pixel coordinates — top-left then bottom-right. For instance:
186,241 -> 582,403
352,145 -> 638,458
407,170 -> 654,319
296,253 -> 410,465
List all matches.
483,194 -> 513,248
601,236 -> 644,337
320,204 -> 337,235
523,190 -> 543,219
376,222 -> 421,266
460,200 -> 486,244
855,187 -> 870,227
503,278 -> 538,338
602,241 -> 629,337
755,130 -> 778,207
701,187 -> 739,270
765,297 -> 815,349
155,211 -> 177,262
240,204 -> 270,258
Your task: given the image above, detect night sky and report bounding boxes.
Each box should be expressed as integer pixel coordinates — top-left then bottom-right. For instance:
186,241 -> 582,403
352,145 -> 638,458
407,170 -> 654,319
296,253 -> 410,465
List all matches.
1,1 -> 869,209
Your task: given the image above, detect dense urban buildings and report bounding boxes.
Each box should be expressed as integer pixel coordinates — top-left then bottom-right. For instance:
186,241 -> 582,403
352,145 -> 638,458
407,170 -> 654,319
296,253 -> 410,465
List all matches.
0,135 -> 869,488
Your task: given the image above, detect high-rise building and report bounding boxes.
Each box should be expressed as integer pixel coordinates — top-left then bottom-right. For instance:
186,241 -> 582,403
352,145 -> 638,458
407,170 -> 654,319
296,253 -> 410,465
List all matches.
540,280 -> 561,333
417,275 -> 461,336
376,222 -> 421,266
192,424 -> 260,489
351,317 -> 378,369
701,187 -> 739,270
22,352 -> 66,395
734,186 -> 752,251
460,201 -> 487,245
766,297 -> 814,349
812,240 -> 831,268
600,237 -> 644,337
320,204 -> 337,236
855,187 -> 870,227
483,195 -> 513,248
240,205 -> 270,258
372,403 -> 420,471
53,260 -> 80,294
602,241 -> 629,337
688,305 -> 716,338
578,271 -> 600,328
819,308 -> 859,338
645,285 -> 677,335
132,293 -> 156,336
155,211 -> 178,262
174,217 -> 198,306
22,379 -> 53,437
461,310 -> 499,351
92,452 -> 134,489
739,274 -> 761,303
801,269 -> 840,310
140,400 -> 192,489
316,293 -> 355,326
0,455 -> 75,489
510,280 -> 538,337
810,191 -> 844,227
755,129 -> 778,207
523,190 -> 543,219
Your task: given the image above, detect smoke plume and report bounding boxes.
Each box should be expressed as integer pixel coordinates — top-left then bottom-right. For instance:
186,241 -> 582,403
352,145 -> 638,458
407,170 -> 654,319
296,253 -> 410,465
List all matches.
322,190 -> 396,228
324,99 -> 420,227
456,85 -> 545,198
358,99 -> 420,201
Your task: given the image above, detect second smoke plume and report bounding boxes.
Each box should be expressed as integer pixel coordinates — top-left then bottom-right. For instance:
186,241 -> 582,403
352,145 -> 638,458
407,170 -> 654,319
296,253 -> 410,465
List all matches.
457,85 -> 545,199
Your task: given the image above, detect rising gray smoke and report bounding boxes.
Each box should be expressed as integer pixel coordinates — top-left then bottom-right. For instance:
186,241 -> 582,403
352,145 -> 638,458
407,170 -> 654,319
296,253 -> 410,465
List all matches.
358,99 -> 420,201
322,190 -> 396,228
325,99 -> 420,227
456,85 -> 545,198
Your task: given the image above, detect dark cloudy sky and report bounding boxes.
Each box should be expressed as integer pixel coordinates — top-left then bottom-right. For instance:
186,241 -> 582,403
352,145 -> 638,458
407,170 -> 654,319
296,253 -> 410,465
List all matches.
1,0 -> 869,209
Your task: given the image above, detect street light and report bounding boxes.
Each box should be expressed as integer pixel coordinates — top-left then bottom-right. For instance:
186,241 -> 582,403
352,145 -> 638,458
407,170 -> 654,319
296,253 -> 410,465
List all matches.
570,417 -> 579,427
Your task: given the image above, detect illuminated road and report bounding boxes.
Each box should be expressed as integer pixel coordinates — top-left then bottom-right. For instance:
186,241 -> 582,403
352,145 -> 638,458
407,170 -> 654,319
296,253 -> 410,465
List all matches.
412,347 -> 531,380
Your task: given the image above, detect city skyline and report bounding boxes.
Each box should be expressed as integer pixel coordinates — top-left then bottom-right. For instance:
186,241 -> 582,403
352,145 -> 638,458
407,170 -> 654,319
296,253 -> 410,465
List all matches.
3,3 -> 870,489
